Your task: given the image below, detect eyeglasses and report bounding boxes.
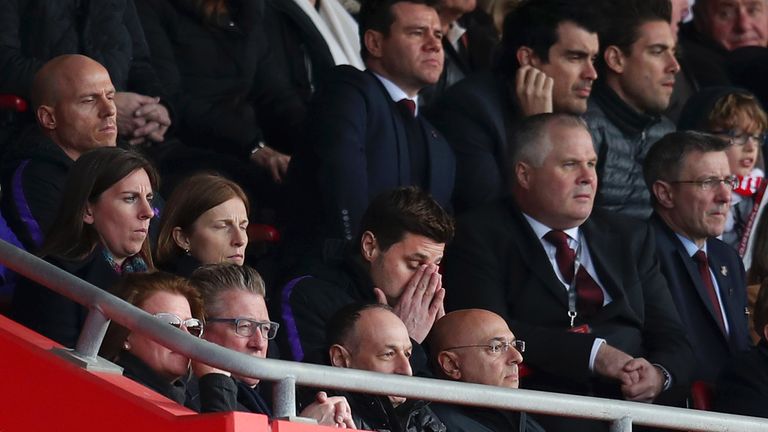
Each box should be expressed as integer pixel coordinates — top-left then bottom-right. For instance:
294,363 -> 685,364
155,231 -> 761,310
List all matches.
154,313 -> 204,337
207,317 -> 280,339
712,130 -> 767,146
445,339 -> 526,355
669,175 -> 739,191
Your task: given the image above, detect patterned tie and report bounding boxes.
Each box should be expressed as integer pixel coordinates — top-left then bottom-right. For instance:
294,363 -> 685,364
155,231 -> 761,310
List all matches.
397,98 -> 416,118
693,250 -> 726,335
544,230 -> 604,317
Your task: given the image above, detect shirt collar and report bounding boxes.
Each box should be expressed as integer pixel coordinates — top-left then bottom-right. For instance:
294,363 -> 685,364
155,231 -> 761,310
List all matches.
446,21 -> 467,50
523,213 -> 580,241
372,72 -> 419,116
675,232 -> 708,257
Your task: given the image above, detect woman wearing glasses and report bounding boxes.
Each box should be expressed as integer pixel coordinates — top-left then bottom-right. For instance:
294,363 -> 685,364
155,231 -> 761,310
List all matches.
678,87 -> 768,253
189,264 -> 355,427
104,272 -> 208,404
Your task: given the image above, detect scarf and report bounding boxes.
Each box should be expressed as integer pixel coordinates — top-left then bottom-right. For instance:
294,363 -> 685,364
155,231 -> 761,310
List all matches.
102,249 -> 149,275
291,0 -> 364,70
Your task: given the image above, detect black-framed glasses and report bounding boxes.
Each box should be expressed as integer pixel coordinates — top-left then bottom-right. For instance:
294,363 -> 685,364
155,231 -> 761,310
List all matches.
445,339 -> 526,355
669,175 -> 739,191
154,313 -> 204,337
712,129 -> 767,146
207,317 -> 279,339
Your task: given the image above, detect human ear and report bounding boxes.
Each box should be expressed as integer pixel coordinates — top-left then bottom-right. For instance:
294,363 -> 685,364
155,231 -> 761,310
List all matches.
172,227 -> 191,251
652,181 -> 675,209
437,351 -> 462,380
329,344 -> 352,368
83,203 -> 95,225
37,105 -> 56,130
604,46 -> 625,74
360,231 -> 379,263
364,30 -> 385,59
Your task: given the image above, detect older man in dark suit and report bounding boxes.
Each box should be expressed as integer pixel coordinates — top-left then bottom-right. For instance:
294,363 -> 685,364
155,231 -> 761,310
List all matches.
644,131 -> 751,386
286,0 -> 455,259
443,113 -> 693,432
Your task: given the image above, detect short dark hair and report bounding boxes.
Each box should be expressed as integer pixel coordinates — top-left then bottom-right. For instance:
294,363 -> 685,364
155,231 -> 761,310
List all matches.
326,302 -> 394,350
358,186 -> 454,251
358,0 -> 438,60
496,0 -> 602,78
41,147 -> 159,264
596,0 -> 672,74
643,131 -> 730,204
189,263 -> 266,318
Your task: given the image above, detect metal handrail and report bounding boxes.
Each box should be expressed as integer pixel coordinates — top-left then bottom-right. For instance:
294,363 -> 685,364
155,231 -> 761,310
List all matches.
1,239 -> 766,432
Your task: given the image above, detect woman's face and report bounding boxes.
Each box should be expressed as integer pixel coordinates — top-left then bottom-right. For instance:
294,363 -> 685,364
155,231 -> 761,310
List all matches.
176,198 -> 248,265
84,169 -> 154,264
128,290 -> 195,382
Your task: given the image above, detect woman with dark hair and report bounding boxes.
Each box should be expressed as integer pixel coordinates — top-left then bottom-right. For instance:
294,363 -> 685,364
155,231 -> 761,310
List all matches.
155,173 -> 249,276
11,147 -> 158,347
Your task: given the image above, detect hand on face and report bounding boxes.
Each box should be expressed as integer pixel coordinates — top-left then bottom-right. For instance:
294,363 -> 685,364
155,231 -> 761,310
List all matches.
515,65 -> 554,116
374,263 -> 445,343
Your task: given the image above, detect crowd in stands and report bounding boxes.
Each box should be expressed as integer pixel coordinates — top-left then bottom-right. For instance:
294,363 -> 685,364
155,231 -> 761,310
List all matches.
2,0 -> 768,430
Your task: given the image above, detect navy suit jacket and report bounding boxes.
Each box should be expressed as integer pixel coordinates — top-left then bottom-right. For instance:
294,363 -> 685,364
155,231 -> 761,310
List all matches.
651,214 -> 750,383
287,65 -> 455,244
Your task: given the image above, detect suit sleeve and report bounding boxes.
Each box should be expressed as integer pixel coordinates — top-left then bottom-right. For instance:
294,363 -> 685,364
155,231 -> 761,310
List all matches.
305,76 -> 370,241
444,211 -> 597,382
0,0 -> 44,98
635,223 -> 694,388
427,91 -> 503,213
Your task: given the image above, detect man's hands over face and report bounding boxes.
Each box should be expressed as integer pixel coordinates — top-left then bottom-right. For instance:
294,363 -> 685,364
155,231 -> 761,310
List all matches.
114,92 -> 171,145
374,264 -> 445,343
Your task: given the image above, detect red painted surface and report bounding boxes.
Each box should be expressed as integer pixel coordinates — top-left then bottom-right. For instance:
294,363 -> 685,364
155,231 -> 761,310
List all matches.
0,314 -> 349,432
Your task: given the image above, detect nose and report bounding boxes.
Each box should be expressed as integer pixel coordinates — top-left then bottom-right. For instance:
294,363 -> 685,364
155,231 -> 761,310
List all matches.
138,197 -> 154,220
394,353 -> 413,376
734,6 -> 750,32
247,330 -> 269,352
578,163 -> 597,185
232,226 -> 247,247
714,181 -> 732,204
744,136 -> 759,152
423,31 -> 442,53
100,94 -> 117,118
582,60 -> 598,81
666,51 -> 681,74
507,346 -> 523,365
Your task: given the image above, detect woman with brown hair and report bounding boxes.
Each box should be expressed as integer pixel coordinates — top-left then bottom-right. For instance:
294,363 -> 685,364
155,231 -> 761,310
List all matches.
11,147 -> 158,347
155,173 -> 250,276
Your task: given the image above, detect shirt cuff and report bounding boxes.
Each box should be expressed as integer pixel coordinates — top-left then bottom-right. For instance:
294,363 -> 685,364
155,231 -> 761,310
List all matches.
589,338 -> 606,372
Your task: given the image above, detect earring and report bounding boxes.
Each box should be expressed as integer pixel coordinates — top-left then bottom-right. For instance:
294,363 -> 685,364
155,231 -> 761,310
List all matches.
123,341 -> 131,351
184,248 -> 191,256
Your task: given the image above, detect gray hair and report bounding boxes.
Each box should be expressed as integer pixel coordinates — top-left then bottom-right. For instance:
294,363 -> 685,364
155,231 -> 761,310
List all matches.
189,264 -> 266,317
509,113 -> 589,169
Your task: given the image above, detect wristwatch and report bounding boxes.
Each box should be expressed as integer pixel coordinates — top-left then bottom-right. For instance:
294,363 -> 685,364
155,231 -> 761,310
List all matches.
250,141 -> 266,155
653,363 -> 672,391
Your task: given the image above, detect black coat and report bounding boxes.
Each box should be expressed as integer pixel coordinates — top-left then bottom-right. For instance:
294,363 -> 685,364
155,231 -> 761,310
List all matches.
714,340 -> 768,418
134,0 -> 306,158
430,403 -> 544,432
443,199 -> 693,431
426,71 -> 519,214
0,0 -> 165,101
10,250 -> 122,347
651,214 -> 751,384
339,392 -> 445,432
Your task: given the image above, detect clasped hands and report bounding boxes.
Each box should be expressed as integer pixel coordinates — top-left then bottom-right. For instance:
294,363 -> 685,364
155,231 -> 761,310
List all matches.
594,343 -> 665,403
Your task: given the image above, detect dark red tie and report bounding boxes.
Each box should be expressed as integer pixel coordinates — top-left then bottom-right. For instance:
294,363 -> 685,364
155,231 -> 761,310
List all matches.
693,250 -> 726,335
397,98 -> 416,118
544,230 -> 604,317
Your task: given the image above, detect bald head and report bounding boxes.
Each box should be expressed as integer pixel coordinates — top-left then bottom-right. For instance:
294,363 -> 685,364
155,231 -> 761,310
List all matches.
429,309 -> 523,388
32,55 -> 117,159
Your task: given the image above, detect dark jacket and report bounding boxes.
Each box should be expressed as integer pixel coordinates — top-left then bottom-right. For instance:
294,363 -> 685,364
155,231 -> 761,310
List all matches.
584,83 -> 676,220
10,250 -> 122,347
430,403 -> 544,432
134,0 -> 306,157
340,392 -> 445,432
714,340 -> 768,418
0,0 -> 165,101
426,71 -> 519,214
0,127 -> 73,252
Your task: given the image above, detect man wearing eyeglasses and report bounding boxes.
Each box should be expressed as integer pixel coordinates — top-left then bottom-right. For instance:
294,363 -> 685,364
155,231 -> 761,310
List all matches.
644,130 -> 751,387
188,264 -> 356,427
427,309 -> 544,432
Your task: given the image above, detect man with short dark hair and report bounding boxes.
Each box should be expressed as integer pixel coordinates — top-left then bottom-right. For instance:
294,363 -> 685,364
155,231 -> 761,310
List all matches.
281,186 -> 454,367
1,55 -> 117,251
428,0 -> 600,213
327,303 -> 446,431
644,130 -> 751,386
427,309 -> 544,432
286,0 -> 455,252
443,113 -> 692,432
584,0 -> 680,219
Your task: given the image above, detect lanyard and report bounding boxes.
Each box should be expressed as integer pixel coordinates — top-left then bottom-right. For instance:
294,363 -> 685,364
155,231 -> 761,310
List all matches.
567,239 -> 582,328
